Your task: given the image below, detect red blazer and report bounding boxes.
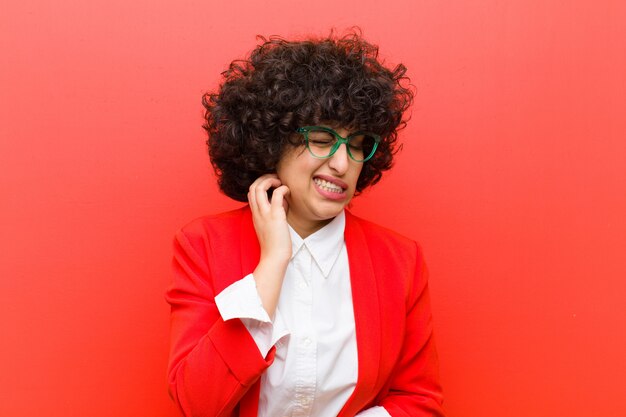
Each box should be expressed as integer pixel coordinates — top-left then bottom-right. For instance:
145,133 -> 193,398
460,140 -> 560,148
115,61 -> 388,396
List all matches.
165,206 -> 445,417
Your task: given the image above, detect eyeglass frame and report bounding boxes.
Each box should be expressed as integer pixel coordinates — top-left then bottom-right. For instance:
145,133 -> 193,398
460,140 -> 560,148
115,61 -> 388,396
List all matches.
296,126 -> 381,163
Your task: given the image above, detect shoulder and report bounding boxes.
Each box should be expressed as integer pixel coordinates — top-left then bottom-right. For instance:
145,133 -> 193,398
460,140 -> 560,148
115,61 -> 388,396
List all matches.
177,205 -> 251,239
346,211 -> 428,293
173,206 -> 251,259
346,211 -> 422,258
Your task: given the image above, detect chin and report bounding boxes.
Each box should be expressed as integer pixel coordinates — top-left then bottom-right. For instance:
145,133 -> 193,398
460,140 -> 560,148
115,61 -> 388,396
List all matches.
313,201 -> 348,219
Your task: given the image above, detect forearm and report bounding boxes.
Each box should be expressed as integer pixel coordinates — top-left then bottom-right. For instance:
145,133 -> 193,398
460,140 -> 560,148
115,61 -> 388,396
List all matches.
168,318 -> 273,417
252,257 -> 288,319
166,230 -> 274,417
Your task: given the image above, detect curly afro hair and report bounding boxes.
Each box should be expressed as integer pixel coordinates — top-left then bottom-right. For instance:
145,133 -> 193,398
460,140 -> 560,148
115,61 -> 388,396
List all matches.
202,29 -> 414,202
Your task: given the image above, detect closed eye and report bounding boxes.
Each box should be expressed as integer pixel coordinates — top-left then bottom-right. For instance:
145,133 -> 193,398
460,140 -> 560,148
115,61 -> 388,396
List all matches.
309,138 -> 335,146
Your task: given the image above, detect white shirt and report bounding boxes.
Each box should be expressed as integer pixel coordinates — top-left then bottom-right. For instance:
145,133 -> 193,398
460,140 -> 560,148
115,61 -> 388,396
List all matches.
215,211 -> 390,417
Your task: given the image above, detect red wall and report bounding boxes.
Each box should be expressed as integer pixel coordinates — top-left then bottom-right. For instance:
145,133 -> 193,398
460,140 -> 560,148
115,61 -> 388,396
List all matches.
2,1 -> 625,416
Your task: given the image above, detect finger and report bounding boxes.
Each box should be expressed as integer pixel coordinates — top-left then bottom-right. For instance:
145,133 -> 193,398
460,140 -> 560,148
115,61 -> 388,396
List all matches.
249,174 -> 279,211
255,177 -> 282,211
248,190 -> 259,221
270,185 -> 290,214
251,173 -> 279,186
248,184 -> 263,218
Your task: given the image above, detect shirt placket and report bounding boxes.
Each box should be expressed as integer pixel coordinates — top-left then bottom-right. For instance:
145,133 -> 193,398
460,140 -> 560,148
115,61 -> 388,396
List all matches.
292,245 -> 316,417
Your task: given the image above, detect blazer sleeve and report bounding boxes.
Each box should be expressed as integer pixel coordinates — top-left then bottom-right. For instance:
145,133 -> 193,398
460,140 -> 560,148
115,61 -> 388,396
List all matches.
378,242 -> 446,417
165,226 -> 274,417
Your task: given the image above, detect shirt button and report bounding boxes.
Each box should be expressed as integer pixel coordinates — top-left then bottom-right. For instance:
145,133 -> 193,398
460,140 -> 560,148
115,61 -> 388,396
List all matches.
298,281 -> 307,290
301,337 -> 311,346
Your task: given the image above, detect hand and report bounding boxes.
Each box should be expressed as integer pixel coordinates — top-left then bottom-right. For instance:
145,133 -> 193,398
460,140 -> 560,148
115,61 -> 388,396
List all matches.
248,173 -> 292,262
247,174 -> 291,318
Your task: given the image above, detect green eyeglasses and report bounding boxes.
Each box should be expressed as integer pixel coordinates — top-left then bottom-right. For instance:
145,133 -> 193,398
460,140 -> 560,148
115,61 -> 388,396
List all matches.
296,126 -> 381,162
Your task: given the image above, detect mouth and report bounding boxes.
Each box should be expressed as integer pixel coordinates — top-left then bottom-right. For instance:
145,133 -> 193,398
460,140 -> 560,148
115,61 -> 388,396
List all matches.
312,175 -> 349,201
313,177 -> 345,194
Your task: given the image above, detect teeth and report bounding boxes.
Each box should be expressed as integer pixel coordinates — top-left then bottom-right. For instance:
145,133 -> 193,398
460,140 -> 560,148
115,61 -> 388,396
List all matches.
314,178 -> 344,193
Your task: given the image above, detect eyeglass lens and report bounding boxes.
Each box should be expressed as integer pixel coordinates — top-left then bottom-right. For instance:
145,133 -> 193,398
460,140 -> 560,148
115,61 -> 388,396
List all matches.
305,128 -> 377,162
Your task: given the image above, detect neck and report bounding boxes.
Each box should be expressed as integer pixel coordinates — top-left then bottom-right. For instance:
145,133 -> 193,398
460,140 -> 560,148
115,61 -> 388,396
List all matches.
287,212 -> 333,239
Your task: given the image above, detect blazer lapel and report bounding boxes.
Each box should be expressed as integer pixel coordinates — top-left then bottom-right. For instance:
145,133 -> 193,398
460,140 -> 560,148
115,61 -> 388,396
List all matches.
339,210 -> 382,416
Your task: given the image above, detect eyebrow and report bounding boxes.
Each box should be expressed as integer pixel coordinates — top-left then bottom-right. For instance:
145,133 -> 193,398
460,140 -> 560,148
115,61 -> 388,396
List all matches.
318,124 -> 360,136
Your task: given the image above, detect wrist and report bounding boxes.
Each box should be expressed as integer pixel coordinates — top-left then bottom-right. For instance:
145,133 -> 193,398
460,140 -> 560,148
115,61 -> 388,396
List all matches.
258,252 -> 291,269
255,256 -> 289,280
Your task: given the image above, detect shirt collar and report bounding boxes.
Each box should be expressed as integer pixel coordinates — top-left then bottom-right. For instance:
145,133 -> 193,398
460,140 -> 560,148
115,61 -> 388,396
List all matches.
288,211 -> 346,278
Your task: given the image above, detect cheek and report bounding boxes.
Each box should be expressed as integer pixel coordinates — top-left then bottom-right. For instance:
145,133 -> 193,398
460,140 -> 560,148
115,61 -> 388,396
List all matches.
351,164 -> 364,182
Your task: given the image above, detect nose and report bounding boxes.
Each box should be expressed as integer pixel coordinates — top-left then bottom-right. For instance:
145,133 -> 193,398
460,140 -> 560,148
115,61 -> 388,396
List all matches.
327,141 -> 350,175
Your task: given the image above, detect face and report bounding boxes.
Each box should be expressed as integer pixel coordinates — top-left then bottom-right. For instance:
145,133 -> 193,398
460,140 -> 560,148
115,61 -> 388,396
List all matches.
276,126 -> 364,236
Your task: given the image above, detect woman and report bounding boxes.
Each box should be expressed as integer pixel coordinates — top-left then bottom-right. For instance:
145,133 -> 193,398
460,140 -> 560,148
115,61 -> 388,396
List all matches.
166,31 -> 445,417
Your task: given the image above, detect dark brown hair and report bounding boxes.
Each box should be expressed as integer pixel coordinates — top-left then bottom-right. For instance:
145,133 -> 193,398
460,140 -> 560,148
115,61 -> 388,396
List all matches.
202,29 -> 414,202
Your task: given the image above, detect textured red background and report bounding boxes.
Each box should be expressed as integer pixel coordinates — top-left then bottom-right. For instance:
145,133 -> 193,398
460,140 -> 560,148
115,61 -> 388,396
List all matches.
2,1 -> 625,416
